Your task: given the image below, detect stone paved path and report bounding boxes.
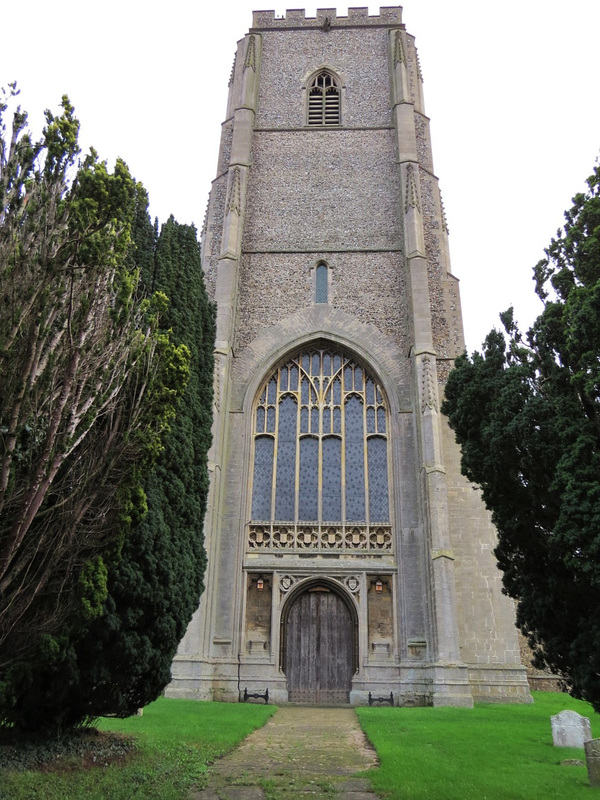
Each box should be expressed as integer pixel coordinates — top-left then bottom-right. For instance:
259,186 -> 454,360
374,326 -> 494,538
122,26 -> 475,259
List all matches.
189,706 -> 381,800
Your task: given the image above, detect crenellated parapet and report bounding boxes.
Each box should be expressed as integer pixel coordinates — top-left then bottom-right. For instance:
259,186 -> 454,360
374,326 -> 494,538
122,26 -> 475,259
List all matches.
252,6 -> 403,29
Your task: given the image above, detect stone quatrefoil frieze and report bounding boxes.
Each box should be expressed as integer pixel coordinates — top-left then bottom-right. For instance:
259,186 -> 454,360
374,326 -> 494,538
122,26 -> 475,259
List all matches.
248,522 -> 392,552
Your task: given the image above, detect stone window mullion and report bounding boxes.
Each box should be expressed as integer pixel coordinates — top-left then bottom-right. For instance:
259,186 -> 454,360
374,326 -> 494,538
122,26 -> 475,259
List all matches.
307,71 -> 341,126
250,349 -> 390,533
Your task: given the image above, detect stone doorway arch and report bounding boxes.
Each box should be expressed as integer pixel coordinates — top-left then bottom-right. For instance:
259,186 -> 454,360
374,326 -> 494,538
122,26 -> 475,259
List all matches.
281,580 -> 358,704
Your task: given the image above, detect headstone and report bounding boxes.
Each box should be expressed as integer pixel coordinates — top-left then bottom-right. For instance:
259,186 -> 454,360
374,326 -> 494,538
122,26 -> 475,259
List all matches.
551,710 -> 592,748
585,738 -> 600,787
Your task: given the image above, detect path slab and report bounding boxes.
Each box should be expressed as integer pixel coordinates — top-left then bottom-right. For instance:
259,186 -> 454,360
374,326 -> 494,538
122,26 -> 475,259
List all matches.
190,707 -> 380,799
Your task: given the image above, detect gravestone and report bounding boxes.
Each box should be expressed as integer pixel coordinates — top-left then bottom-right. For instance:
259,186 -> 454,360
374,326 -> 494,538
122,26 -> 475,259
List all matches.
585,739 -> 600,787
551,710 -> 591,748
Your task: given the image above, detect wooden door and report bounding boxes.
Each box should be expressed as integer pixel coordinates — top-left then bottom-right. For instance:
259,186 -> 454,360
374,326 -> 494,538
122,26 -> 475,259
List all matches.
284,587 -> 354,704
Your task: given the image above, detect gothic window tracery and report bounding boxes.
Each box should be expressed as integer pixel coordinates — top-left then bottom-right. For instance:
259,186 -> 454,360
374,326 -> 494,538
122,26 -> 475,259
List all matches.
250,349 -> 391,552
308,71 -> 341,126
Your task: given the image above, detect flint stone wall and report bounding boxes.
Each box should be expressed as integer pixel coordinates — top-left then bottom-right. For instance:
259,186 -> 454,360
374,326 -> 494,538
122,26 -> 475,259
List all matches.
255,28 -> 392,129
235,251 -> 409,358
242,129 -> 402,252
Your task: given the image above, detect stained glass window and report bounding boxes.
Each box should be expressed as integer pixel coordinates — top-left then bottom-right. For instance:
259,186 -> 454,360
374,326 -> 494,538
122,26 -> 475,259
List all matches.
275,395 -> 297,520
322,436 -> 342,520
299,436 -> 318,520
250,348 -> 390,526
251,436 -> 274,520
345,396 -> 365,521
368,436 -> 389,521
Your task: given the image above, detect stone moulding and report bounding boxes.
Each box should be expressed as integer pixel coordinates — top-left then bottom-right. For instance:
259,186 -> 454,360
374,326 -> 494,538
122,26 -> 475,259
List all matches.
404,163 -> 421,214
420,354 -> 438,413
431,548 -> 455,561
244,35 -> 256,71
226,166 -> 241,216
394,29 -> 407,66
248,522 -> 393,552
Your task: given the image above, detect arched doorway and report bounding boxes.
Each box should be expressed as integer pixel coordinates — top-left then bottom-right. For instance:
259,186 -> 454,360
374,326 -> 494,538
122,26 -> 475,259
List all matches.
282,583 -> 357,704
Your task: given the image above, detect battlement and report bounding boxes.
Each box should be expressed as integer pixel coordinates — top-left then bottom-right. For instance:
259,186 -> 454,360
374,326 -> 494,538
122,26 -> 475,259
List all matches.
252,6 -> 403,29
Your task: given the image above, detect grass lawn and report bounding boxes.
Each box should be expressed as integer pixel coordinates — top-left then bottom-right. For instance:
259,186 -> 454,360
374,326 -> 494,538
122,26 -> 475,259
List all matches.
356,691 -> 599,800
2,691 -> 599,800
0,697 -> 275,800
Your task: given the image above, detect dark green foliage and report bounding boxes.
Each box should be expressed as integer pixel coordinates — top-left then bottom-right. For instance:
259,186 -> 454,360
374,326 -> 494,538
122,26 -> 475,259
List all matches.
442,165 -> 600,710
14,210 -> 216,727
0,89 -> 188,731
63,214 -> 215,718
0,91 -> 206,733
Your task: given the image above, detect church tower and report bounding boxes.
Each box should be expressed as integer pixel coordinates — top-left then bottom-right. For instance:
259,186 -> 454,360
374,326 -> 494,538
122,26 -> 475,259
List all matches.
167,6 -> 531,706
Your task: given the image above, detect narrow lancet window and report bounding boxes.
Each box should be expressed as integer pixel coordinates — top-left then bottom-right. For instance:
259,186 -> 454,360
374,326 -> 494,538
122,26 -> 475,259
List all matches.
315,263 -> 328,303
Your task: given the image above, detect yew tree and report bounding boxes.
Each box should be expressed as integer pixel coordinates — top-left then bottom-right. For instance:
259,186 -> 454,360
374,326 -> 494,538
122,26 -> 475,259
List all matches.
442,164 -> 600,710
23,214 -> 216,727
0,87 -> 188,724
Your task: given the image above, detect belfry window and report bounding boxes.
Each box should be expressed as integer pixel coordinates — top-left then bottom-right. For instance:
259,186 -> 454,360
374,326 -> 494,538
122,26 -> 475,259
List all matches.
250,348 -> 390,527
308,71 -> 341,126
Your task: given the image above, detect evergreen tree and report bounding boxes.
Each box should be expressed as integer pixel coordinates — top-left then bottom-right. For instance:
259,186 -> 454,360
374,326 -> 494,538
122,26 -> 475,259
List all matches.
9,209 -> 216,729
69,215 -> 215,718
442,164 -> 600,710
0,90 -> 191,732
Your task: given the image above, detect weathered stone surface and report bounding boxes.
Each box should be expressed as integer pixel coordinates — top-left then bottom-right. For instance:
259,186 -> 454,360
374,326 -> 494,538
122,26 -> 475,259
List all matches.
190,707 -> 379,798
551,710 -> 592,748
585,738 -> 600,787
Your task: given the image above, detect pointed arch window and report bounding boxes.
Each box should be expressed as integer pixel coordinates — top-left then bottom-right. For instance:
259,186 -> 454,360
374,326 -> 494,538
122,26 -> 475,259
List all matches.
308,71 -> 341,126
315,262 -> 328,303
250,348 -> 390,527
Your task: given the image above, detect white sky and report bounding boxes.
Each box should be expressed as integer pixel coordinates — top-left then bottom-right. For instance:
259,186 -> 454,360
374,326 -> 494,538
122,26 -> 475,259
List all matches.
2,1 -> 599,351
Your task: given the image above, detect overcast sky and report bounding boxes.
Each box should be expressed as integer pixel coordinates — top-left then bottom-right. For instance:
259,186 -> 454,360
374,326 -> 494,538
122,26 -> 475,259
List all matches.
2,1 -> 599,351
